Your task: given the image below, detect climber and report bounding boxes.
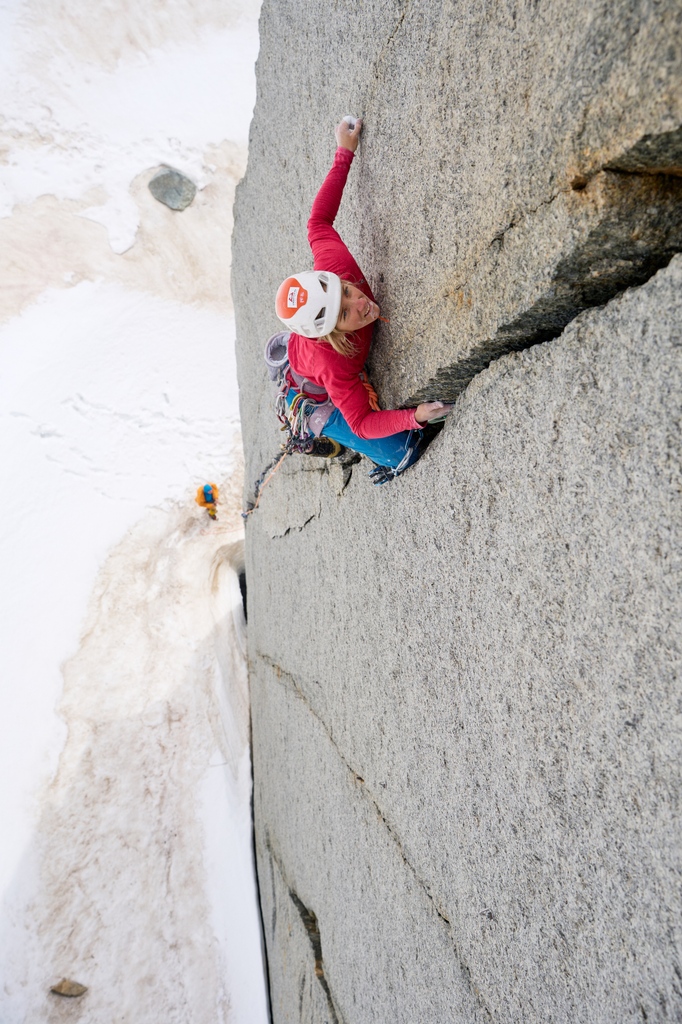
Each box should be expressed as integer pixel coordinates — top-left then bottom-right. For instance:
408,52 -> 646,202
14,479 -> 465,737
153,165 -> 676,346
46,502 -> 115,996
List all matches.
196,482 -> 218,519
274,116 -> 453,483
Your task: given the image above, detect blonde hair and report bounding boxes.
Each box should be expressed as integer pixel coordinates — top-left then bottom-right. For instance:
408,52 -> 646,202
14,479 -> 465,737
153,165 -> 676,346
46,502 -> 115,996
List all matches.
320,327 -> 357,358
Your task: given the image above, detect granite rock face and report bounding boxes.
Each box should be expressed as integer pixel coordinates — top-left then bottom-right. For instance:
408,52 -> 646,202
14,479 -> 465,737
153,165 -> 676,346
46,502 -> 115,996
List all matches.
234,0 -> 682,480
246,264 -> 682,1024
232,2 -> 682,1021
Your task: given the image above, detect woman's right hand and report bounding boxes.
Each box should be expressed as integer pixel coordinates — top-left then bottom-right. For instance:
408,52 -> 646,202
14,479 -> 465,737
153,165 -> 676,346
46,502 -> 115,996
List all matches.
415,401 -> 454,424
335,117 -> 363,152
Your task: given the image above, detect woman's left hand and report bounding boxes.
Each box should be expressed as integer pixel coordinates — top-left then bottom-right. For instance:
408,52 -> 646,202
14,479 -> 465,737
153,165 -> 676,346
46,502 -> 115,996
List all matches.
335,117 -> 363,152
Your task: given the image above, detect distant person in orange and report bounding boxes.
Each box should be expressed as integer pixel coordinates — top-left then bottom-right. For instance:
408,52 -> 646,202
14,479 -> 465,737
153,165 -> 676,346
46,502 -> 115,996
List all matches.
196,482 -> 219,519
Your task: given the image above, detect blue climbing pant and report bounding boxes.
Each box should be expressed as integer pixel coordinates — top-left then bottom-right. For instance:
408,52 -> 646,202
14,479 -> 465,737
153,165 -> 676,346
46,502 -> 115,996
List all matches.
320,407 -> 419,469
285,389 -> 421,469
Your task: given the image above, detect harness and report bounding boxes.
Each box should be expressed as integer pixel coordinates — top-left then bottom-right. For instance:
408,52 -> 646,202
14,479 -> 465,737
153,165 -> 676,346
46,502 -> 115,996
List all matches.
268,331 -> 380,439
275,365 -> 336,444
265,331 -> 335,448
242,331 -> 383,518
241,334 -> 338,518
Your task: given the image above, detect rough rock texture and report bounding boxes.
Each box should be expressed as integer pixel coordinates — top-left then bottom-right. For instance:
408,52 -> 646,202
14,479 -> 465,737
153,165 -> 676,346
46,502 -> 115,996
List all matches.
232,2 -> 682,1021
235,0 -> 682,482
246,264 -> 682,1024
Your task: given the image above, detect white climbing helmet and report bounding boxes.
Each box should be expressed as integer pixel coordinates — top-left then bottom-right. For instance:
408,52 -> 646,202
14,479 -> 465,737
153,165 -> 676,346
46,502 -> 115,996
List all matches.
275,270 -> 342,338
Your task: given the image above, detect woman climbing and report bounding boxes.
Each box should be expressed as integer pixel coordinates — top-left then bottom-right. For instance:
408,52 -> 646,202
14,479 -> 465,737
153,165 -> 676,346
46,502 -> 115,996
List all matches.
274,116 -> 452,484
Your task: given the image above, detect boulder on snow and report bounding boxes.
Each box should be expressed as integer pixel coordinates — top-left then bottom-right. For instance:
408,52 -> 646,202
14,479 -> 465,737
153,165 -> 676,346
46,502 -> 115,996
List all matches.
50,978 -> 88,997
148,168 -> 197,211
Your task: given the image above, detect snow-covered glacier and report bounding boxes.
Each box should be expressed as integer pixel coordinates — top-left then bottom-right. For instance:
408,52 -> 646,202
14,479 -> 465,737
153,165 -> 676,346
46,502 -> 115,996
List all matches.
0,1 -> 267,1020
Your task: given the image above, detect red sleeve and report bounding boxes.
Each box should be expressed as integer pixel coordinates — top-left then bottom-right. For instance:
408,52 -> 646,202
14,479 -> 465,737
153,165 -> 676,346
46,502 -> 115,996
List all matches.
322,359 -> 421,440
308,148 -> 366,285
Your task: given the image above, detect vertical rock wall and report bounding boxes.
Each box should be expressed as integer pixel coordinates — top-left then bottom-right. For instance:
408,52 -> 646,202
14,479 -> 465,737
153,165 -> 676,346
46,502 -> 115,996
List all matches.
233,2 -> 682,1021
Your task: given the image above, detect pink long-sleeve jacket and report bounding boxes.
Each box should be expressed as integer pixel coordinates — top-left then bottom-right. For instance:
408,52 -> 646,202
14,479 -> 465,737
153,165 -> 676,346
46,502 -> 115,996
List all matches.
287,148 -> 420,440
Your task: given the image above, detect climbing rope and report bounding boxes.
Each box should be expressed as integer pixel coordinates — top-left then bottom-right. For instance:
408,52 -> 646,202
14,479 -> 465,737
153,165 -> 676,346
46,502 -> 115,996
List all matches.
242,431 -> 345,519
242,447 -> 291,519
359,372 -> 380,411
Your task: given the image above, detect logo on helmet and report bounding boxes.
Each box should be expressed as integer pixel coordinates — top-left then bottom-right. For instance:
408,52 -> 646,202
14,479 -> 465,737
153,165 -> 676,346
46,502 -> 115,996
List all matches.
276,277 -> 308,319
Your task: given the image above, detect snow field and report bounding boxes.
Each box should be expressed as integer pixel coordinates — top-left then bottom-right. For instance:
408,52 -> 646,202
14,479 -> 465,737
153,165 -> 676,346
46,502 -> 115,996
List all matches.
3,483 -> 265,1024
0,285 -> 267,1022
0,0 -> 267,1018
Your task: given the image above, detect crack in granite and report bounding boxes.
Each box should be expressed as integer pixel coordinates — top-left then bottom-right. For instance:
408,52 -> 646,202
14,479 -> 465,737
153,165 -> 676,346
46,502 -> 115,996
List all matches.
258,652 -> 495,1021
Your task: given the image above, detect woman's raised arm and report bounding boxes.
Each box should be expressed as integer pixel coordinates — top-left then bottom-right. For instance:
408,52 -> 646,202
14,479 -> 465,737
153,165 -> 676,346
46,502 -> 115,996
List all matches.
307,120 -> 365,279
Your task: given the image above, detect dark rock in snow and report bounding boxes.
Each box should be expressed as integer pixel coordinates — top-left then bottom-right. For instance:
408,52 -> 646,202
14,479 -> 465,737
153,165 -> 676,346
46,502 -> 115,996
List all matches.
148,168 -> 196,211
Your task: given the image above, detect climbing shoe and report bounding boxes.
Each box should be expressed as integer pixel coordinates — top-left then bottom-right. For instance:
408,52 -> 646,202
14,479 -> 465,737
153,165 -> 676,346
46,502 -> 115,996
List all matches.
369,464 -> 398,485
303,437 -> 346,458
